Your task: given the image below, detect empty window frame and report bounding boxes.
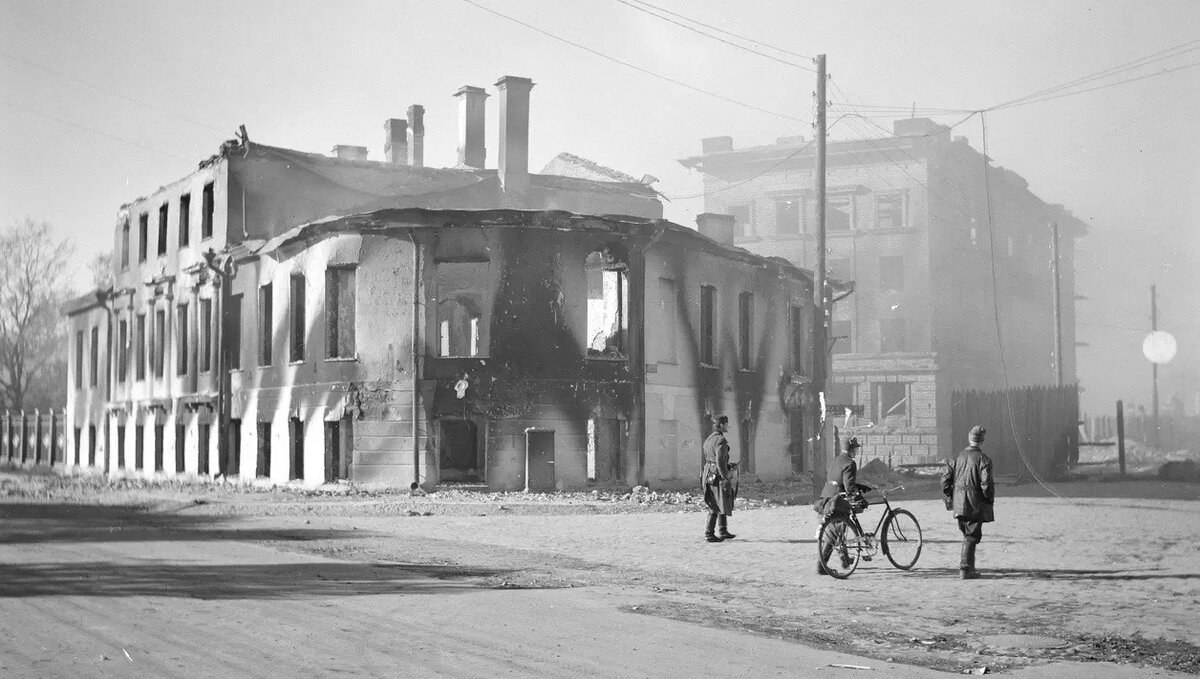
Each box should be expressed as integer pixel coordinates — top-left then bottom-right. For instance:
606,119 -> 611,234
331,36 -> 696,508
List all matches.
325,267 -> 356,358
134,424 -> 144,470
154,309 -> 166,378
828,195 -> 853,231
199,298 -> 212,372
586,251 -> 627,357
198,422 -> 210,475
175,423 -> 185,473
117,319 -> 128,382
699,285 -> 717,365
154,423 -> 164,472
831,319 -> 852,355
138,213 -> 149,262
258,283 -> 273,366
201,182 -> 214,240
876,193 -> 904,229
157,203 -> 168,256
880,317 -> 906,353
738,292 -> 754,370
229,294 -> 243,369
89,326 -> 99,387
177,303 -> 189,376
74,330 -> 84,389
874,382 -> 910,425
87,425 -> 96,467
289,417 -> 304,480
880,255 -> 904,291
121,218 -> 131,270
116,424 -> 125,468
790,305 -> 806,375
290,274 -> 306,362
136,313 -> 147,380
435,262 -> 488,358
774,196 -> 801,235
256,421 -> 271,478
179,193 -> 191,246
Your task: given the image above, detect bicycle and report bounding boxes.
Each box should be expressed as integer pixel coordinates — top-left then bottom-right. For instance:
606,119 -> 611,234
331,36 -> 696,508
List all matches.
816,486 -> 923,579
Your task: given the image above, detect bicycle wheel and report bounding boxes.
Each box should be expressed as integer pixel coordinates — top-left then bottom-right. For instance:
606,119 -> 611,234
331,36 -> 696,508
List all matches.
817,515 -> 862,579
882,509 -> 923,570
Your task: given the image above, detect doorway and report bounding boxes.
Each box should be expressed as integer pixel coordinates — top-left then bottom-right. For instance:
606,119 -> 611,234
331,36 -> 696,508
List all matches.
525,429 -> 555,492
439,419 -> 481,483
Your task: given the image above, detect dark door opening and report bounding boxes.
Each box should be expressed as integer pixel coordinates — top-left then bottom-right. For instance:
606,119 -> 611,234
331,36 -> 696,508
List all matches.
87,425 -> 96,467
324,420 -> 341,483
256,421 -> 271,478
116,425 -> 125,468
135,425 -> 144,470
588,418 -> 622,483
175,424 -> 186,473
526,430 -> 555,492
439,419 -> 481,483
153,423 -> 164,472
289,417 -> 303,481
198,423 -> 210,475
223,419 -> 241,477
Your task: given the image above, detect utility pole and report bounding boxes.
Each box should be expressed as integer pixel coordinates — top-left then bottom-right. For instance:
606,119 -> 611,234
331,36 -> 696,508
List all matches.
1151,284 -> 1159,449
1050,221 -> 1063,386
811,53 -> 828,494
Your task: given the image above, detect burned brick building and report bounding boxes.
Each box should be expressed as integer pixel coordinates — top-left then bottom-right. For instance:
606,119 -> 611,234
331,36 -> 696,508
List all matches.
681,119 -> 1086,466
64,76 -> 818,490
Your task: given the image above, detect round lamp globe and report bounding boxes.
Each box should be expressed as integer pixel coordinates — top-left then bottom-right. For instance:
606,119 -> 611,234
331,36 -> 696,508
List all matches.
1142,331 -> 1177,365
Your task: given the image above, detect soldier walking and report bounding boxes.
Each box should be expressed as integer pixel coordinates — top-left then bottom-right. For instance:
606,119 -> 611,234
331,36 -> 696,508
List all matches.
701,415 -> 737,543
942,425 -> 995,579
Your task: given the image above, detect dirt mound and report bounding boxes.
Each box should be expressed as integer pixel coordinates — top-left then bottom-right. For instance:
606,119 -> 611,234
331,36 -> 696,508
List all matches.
857,458 -> 910,489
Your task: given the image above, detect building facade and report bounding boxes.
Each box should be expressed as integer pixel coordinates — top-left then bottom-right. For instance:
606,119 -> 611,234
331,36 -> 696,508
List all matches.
64,76 -> 818,490
680,118 -> 1085,465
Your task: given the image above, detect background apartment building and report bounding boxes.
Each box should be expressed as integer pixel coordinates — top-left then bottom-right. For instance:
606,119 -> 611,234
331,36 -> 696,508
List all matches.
680,118 -> 1086,465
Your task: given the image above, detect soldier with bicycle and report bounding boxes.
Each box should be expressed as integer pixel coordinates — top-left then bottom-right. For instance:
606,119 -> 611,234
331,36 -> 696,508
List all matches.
814,436 -> 873,575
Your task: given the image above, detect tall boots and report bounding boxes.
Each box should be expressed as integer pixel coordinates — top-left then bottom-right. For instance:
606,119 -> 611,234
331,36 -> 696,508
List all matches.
960,541 -> 979,579
705,513 -> 736,542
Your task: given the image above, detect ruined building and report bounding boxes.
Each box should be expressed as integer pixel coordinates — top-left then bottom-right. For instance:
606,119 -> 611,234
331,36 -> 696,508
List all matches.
680,119 -> 1086,465
64,77 -> 818,490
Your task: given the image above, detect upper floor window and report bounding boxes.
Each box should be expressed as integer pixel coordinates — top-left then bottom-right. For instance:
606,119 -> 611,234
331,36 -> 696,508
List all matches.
729,204 -> 751,238
117,319 -> 128,382
880,255 -> 904,291
828,195 -> 853,231
699,285 -> 717,365
138,213 -> 149,262
774,197 -> 801,235
880,317 -> 906,353
259,283 -> 273,366
74,330 -> 84,389
229,294 -> 243,369
89,326 -> 99,387
435,262 -> 488,358
325,267 -> 356,359
738,292 -> 754,370
586,249 -> 627,357
201,182 -> 215,240
154,309 -> 166,378
177,303 -> 189,376
120,218 -> 130,270
179,193 -> 191,246
289,274 -> 306,362
135,313 -> 146,380
876,193 -> 905,229
199,298 -> 212,372
157,203 -> 168,256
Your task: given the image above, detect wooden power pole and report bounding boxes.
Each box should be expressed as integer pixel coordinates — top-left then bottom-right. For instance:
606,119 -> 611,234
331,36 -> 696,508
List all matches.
811,54 -> 828,494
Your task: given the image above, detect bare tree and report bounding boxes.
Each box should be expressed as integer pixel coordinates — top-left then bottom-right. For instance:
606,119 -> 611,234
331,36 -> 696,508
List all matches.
87,252 -> 114,290
0,219 -> 74,411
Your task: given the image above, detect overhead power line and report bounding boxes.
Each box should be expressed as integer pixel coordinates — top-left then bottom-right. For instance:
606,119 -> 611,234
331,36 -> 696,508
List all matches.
612,0 -> 814,71
625,0 -> 812,60
0,100 -> 192,162
456,0 -> 807,123
989,59 -> 1200,112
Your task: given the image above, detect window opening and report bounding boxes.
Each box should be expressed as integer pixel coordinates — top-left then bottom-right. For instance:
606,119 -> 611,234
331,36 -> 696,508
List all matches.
157,203 -> 168,256
699,285 -> 717,365
586,250 -> 627,357
738,292 -> 754,370
326,268 -> 356,358
179,193 -> 191,246
259,283 -> 273,366
201,182 -> 214,239
290,274 -> 306,362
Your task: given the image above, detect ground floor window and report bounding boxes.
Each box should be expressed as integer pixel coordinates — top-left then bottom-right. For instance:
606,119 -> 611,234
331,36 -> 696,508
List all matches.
873,382 -> 911,426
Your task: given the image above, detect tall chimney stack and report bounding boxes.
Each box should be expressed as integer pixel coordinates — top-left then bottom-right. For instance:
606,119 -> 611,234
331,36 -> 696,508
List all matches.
495,75 -> 534,193
384,118 -> 409,165
454,86 -> 488,169
407,105 -> 425,168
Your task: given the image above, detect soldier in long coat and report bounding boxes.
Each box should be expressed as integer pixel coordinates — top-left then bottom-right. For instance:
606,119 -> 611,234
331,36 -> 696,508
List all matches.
942,425 -> 995,579
815,436 -> 870,574
701,415 -> 737,542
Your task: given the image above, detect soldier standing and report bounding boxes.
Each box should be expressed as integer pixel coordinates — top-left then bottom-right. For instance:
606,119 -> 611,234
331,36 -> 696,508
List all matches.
942,425 -> 995,579
701,415 -> 737,543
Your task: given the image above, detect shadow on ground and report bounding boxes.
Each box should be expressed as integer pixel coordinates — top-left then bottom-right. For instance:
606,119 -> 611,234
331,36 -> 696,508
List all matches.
0,560 -> 524,599
917,566 -> 1200,581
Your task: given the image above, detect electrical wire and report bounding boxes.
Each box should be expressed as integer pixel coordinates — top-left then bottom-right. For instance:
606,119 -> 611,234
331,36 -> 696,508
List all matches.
0,100 -> 193,162
456,0 -> 807,123
624,0 -> 812,60
989,59 -> 1200,112
612,0 -> 814,71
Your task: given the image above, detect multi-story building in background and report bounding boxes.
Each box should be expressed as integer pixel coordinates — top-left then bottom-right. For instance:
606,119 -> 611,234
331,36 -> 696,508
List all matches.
63,76 -> 819,490
680,118 -> 1086,466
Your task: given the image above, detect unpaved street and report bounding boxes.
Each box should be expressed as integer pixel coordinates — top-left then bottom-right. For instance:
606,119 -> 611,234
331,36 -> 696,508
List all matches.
1,472 -> 1198,677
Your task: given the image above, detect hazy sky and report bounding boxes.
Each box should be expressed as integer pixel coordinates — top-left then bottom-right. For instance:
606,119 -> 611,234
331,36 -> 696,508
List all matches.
2,0 -> 1197,416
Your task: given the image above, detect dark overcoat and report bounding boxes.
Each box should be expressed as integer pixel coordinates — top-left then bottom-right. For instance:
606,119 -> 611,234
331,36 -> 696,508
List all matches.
942,445 -> 995,522
820,452 -> 859,501
701,430 -> 735,516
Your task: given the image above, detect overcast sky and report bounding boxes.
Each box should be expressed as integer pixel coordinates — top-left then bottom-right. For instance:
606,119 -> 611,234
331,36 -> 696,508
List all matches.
2,0 -> 1197,416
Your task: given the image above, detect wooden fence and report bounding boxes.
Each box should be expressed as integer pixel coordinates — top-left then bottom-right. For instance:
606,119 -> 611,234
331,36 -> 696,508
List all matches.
951,385 -> 1078,479
0,410 -> 67,466
1081,411 -> 1200,453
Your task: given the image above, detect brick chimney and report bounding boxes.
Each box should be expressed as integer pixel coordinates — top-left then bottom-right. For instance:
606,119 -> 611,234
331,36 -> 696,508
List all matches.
454,86 -> 488,169
407,105 -> 425,168
331,145 -> 368,161
496,75 -> 534,193
696,213 -> 736,246
384,118 -> 408,165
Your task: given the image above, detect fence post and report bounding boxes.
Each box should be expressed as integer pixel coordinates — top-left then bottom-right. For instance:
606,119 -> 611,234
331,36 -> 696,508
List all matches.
1116,400 -> 1126,477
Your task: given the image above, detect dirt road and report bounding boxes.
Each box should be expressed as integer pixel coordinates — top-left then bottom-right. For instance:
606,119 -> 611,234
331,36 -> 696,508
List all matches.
1,471 -> 1197,677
